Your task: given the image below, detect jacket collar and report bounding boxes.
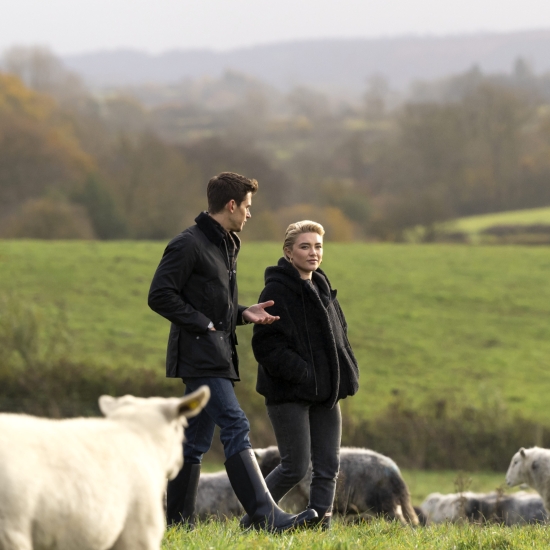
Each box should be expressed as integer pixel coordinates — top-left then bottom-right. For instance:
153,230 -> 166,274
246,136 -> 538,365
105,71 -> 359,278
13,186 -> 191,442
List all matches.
195,211 -> 241,250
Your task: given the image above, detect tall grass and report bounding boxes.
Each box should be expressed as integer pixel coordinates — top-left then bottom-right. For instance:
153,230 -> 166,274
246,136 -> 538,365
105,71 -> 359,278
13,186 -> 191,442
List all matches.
0,294 -> 176,417
340,394 -> 546,471
162,519 -> 550,549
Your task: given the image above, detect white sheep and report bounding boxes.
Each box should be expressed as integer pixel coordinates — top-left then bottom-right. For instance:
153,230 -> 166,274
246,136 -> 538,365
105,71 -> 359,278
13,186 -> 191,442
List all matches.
195,471 -> 243,521
421,490 -> 546,525
0,387 -> 209,550
506,446 -> 550,515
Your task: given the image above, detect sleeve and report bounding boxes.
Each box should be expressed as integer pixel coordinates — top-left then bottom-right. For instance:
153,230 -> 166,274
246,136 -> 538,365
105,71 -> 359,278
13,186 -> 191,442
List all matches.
251,285 -> 309,384
334,299 -> 348,333
147,234 -> 211,332
236,304 -> 249,326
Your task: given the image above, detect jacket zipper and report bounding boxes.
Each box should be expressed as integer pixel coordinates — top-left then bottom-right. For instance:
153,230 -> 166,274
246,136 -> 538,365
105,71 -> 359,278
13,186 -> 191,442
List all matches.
301,284 -> 318,396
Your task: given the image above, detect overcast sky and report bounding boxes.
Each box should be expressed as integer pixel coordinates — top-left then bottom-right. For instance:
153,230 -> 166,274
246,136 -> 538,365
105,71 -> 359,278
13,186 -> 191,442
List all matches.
2,0 -> 550,55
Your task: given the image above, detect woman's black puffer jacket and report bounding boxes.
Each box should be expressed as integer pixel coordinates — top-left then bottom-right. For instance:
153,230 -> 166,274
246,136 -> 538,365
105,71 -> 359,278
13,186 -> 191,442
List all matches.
252,257 -> 359,409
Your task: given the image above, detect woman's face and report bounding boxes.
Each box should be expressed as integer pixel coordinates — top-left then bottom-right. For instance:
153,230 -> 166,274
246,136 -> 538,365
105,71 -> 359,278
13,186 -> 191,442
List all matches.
286,232 -> 323,279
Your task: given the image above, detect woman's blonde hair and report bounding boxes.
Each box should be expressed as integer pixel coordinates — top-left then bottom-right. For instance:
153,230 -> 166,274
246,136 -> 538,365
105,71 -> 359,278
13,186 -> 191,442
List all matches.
283,220 -> 325,260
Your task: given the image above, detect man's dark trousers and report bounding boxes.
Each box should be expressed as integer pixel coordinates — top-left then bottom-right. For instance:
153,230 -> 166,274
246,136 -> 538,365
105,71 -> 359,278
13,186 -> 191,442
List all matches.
166,376 -> 251,525
182,376 -> 252,463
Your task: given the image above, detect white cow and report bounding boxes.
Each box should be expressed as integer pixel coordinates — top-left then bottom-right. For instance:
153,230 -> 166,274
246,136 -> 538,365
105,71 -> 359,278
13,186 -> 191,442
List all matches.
507,446 -> 550,515
0,387 -> 210,550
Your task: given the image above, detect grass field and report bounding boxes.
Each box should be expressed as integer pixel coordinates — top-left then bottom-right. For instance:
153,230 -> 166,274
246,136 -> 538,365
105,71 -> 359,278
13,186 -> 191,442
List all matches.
161,520 -> 550,549
2,239 -> 548,548
1,239 -> 550,425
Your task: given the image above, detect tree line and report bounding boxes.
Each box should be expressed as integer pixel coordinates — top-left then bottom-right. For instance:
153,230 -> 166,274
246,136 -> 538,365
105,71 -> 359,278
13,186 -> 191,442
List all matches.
1,47 -> 550,241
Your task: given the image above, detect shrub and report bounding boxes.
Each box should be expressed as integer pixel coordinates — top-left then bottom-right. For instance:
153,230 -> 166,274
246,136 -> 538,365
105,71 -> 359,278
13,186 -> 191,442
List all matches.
2,197 -> 95,239
75,175 -> 128,239
274,204 -> 355,242
341,394 -> 546,471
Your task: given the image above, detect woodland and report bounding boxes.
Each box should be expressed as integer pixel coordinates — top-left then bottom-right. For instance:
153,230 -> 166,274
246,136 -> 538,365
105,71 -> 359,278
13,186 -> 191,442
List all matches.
2,47 -> 550,242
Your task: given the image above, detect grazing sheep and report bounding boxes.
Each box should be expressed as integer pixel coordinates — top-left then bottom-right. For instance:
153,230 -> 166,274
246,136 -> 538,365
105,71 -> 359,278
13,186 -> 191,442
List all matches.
255,446 -> 419,525
506,446 -> 550,516
195,471 -> 243,521
0,387 -> 210,550
421,491 -> 546,525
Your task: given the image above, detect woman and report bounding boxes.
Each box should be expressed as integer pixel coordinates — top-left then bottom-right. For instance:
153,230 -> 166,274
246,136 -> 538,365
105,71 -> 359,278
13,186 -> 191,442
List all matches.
251,220 -> 360,528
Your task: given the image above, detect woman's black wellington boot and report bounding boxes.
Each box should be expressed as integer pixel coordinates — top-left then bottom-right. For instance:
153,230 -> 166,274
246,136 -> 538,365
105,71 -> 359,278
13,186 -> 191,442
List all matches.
304,506 -> 332,530
225,449 -> 317,533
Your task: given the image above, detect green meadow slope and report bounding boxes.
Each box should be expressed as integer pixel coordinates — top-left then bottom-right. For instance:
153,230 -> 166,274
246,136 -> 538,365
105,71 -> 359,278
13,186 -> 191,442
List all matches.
1,240 -> 550,424
452,206 -> 550,234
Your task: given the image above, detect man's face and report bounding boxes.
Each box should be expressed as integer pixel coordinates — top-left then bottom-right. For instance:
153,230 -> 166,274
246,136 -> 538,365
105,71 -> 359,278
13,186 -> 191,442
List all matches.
227,192 -> 252,232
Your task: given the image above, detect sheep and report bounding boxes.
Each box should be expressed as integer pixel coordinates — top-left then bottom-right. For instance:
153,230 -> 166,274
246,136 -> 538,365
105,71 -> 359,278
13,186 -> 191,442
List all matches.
255,446 -> 419,525
195,470 -> 243,521
0,387 -> 210,550
421,490 -> 546,525
506,446 -> 550,516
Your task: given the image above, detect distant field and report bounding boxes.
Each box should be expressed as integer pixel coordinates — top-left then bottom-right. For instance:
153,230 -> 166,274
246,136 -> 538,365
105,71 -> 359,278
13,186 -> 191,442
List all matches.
450,206 -> 550,234
1,240 -> 550,425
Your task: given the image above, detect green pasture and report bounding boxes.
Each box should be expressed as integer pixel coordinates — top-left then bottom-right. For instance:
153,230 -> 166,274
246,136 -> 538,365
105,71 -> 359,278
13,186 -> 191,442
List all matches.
162,520 -> 550,550
1,240 -> 550,424
449,206 -> 550,234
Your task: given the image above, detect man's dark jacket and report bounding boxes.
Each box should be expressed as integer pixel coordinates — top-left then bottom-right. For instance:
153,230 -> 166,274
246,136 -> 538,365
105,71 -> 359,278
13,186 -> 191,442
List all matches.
148,212 -> 247,380
252,257 -> 359,409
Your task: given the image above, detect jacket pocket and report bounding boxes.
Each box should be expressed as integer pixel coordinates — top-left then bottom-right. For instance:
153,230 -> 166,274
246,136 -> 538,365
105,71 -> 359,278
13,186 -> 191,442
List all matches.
180,329 -> 233,370
282,354 -> 309,384
296,363 -> 309,383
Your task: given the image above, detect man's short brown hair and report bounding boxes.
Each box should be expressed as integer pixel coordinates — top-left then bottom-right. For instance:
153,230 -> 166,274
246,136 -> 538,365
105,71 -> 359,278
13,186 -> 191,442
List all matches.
207,172 -> 258,214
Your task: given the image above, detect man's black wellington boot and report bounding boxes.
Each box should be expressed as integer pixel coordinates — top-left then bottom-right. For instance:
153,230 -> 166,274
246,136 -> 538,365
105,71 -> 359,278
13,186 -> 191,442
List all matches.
225,449 -> 317,533
166,462 -> 201,530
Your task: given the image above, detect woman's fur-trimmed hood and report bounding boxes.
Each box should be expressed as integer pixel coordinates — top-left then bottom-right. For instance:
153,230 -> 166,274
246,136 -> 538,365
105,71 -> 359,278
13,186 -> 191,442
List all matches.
264,257 -> 336,305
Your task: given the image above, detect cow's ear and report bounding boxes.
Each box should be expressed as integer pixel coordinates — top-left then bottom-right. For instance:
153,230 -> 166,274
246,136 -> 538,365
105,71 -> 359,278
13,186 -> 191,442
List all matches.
520,448 -> 526,458
177,386 -> 210,419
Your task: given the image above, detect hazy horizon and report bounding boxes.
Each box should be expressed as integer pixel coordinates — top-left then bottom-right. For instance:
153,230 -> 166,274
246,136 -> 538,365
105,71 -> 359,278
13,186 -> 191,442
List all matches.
58,27 -> 550,57
2,0 -> 550,55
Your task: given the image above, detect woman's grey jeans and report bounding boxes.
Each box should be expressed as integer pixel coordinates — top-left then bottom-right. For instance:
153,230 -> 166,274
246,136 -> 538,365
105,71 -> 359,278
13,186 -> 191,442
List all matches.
265,401 -> 341,514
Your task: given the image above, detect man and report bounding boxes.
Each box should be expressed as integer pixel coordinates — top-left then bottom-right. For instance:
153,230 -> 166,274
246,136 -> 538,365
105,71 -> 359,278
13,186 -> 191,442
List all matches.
148,172 -> 316,532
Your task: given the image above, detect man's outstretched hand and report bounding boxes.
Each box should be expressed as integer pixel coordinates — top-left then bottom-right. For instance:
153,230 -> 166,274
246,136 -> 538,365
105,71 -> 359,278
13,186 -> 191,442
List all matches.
242,301 -> 280,325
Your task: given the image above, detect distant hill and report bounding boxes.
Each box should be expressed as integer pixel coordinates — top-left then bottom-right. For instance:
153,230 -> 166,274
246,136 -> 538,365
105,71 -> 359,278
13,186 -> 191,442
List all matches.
63,29 -> 550,93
